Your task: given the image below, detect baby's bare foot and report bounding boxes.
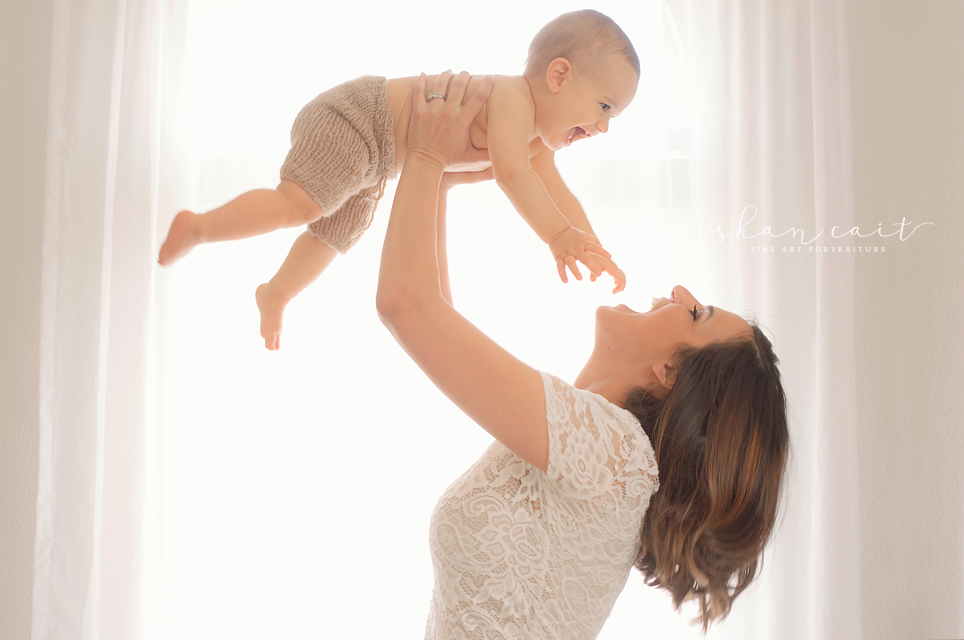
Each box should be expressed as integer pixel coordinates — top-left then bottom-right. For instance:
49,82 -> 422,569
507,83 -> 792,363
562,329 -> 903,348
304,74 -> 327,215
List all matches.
255,283 -> 287,351
158,210 -> 200,265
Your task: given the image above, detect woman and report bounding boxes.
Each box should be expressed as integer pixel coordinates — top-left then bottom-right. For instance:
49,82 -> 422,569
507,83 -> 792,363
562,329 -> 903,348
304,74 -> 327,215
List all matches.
376,71 -> 789,639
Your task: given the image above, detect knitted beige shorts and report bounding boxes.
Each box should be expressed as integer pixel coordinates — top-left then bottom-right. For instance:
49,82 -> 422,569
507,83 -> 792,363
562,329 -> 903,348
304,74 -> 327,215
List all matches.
280,76 -> 398,253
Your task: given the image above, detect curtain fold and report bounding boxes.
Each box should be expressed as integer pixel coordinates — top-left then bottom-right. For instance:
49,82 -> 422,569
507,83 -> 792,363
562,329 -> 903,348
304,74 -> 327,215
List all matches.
32,0 -> 187,638
29,0 -> 861,636
669,0 -> 861,637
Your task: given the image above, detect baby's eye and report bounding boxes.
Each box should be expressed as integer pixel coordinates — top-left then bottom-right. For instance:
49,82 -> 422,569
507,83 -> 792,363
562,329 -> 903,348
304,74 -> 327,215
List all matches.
601,103 -> 612,112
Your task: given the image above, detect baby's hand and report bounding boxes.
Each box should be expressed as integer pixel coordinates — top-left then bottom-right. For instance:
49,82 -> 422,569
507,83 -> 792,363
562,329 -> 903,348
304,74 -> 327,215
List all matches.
548,227 -> 612,284
588,254 -> 627,294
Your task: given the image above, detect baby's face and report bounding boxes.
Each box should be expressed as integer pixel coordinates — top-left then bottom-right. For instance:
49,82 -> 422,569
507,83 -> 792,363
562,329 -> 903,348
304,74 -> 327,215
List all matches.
537,56 -> 639,152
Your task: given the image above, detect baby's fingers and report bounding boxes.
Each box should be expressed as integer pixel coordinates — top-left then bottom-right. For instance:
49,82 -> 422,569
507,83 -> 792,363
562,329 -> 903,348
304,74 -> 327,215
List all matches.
591,254 -> 627,294
564,255 -> 583,282
585,241 -> 612,260
556,257 -> 569,284
576,251 -> 602,279
609,267 -> 627,294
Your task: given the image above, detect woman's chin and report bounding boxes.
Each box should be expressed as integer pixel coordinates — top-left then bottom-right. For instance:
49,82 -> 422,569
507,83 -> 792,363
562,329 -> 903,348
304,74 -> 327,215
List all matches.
594,304 -> 637,335
600,303 -> 636,314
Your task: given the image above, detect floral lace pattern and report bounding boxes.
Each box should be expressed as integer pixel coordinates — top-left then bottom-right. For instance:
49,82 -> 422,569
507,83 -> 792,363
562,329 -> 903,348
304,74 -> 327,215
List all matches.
425,372 -> 659,640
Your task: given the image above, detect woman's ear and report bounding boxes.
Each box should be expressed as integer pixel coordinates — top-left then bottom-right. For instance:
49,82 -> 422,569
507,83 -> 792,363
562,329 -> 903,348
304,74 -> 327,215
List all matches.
652,359 -> 677,392
545,58 -> 573,94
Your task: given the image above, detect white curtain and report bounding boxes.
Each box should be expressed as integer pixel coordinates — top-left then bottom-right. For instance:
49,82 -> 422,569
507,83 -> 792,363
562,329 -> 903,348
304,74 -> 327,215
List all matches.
29,0 -> 861,637
665,0 -> 861,638
32,0 -> 187,638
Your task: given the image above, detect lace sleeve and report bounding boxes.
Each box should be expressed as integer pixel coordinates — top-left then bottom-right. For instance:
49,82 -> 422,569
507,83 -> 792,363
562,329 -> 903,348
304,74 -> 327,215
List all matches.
541,371 -> 659,502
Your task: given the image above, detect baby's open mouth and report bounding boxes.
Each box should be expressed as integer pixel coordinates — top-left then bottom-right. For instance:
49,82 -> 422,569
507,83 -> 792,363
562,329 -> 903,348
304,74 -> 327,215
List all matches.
567,126 -> 589,144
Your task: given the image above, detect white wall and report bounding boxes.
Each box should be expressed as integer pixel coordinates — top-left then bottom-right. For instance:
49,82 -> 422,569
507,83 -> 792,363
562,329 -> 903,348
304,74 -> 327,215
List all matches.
848,0 -> 964,637
0,1 -> 52,638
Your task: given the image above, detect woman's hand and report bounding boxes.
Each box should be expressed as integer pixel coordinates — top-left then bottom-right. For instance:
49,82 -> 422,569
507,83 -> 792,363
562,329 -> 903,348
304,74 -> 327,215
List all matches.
407,71 -> 494,172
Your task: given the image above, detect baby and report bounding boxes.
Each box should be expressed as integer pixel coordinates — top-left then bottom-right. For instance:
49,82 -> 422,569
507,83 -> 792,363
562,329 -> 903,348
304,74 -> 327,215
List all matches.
158,10 -> 639,350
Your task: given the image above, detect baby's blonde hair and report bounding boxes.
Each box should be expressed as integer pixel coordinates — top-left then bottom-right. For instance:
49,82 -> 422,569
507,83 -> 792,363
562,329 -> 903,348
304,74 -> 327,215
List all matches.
524,10 -> 640,80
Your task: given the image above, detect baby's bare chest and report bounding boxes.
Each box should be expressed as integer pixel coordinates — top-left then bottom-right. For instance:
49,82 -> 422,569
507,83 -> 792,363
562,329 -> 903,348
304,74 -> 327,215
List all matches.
387,75 -> 539,172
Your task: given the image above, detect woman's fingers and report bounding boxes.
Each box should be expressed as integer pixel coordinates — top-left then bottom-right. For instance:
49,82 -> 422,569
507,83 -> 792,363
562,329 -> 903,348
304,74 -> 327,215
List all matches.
465,74 -> 494,116
445,70 -> 468,104
432,70 -> 453,102
457,74 -> 493,169
408,71 -> 493,170
413,72 -> 427,105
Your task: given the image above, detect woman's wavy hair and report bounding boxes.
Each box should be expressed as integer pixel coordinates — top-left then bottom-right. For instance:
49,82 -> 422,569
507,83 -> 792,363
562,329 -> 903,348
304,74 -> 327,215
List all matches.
625,323 -> 789,632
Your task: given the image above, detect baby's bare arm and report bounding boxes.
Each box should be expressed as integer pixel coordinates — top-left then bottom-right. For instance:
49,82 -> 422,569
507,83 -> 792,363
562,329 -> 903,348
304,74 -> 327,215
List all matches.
528,141 -> 597,239
529,142 -> 626,293
486,80 -> 605,282
486,80 -> 570,242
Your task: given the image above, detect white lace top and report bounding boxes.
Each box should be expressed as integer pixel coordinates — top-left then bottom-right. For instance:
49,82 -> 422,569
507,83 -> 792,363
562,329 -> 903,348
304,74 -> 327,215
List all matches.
424,372 -> 660,640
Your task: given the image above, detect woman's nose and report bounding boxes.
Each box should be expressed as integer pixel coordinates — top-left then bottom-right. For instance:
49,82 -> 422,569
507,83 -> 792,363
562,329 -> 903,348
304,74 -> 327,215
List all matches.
671,285 -> 701,308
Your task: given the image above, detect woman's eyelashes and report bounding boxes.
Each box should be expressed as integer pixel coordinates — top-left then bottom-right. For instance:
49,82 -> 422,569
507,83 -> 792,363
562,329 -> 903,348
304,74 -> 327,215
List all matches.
690,305 -> 699,322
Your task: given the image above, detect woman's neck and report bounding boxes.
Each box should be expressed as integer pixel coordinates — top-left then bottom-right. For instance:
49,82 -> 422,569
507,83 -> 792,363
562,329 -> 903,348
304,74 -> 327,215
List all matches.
573,360 -> 627,409
573,351 -> 661,409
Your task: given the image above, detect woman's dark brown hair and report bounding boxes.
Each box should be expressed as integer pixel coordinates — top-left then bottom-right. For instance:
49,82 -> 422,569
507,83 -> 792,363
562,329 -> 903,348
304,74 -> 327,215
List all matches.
625,323 -> 789,631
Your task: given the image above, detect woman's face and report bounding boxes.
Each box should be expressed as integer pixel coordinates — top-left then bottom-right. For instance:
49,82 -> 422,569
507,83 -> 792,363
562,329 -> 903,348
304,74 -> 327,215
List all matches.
595,285 -> 752,382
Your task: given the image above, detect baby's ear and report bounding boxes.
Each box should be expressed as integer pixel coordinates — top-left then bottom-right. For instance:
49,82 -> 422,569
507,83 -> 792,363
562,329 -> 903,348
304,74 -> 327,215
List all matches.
545,57 -> 573,94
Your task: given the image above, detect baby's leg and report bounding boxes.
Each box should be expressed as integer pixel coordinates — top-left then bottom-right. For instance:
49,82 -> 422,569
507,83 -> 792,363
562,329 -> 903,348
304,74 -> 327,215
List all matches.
158,180 -> 323,265
255,232 -> 337,350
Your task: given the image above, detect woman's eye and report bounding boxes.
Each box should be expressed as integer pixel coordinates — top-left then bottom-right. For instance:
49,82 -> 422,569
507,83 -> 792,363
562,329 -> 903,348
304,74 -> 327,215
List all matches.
690,305 -> 699,321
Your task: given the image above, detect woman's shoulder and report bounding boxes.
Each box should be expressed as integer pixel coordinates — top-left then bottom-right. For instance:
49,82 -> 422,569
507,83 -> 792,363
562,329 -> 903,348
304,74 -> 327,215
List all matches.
539,371 -> 659,500
539,371 -> 657,463
540,371 -> 638,423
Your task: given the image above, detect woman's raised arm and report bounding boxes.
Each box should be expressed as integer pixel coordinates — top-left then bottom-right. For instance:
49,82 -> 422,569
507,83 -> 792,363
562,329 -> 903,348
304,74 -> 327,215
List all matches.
375,72 -> 549,471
